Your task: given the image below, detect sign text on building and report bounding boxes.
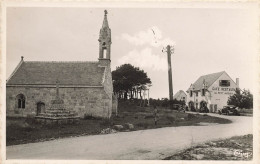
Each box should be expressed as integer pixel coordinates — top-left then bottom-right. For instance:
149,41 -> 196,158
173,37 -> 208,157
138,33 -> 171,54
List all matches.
212,87 -> 236,95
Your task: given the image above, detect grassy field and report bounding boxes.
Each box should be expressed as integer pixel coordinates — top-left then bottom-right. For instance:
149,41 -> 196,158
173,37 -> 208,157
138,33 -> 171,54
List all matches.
164,134 -> 253,160
6,100 -> 231,146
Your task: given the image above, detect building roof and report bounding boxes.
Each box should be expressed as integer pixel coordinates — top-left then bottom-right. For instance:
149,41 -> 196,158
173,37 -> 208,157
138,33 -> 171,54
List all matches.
187,71 -> 225,92
7,60 -> 106,86
173,90 -> 187,100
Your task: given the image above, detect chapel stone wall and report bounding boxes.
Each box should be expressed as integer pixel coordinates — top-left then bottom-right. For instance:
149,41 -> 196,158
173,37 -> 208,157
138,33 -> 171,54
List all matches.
6,86 -> 111,118
101,66 -> 113,118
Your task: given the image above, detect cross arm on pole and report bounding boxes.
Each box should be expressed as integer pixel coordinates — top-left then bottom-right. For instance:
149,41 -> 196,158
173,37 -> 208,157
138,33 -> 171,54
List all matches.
162,45 -> 174,54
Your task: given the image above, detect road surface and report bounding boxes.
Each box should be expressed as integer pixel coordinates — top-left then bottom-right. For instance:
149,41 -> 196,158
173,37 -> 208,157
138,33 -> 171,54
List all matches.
6,113 -> 252,160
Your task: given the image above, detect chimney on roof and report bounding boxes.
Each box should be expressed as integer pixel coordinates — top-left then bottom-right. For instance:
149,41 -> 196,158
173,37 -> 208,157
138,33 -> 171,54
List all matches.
236,78 -> 239,88
21,56 -> 24,61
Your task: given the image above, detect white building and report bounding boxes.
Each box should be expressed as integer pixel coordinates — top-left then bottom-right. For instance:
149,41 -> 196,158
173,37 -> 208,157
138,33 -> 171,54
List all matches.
173,90 -> 187,102
186,71 -> 239,112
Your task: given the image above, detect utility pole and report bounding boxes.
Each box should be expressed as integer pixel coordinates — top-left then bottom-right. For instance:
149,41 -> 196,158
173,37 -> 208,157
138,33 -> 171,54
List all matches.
162,45 -> 174,109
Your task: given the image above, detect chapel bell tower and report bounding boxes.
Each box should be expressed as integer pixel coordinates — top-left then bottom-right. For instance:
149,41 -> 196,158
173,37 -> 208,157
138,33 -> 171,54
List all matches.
98,10 -> 111,64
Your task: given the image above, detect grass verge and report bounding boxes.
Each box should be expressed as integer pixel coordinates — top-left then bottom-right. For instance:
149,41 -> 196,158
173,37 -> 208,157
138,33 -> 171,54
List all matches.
164,134 -> 253,160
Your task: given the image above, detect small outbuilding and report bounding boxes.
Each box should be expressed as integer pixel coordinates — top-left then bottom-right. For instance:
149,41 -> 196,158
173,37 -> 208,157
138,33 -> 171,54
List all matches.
173,90 -> 187,102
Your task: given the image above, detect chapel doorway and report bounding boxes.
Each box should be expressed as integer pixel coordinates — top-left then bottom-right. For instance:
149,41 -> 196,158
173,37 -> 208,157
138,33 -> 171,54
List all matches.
36,102 -> 45,115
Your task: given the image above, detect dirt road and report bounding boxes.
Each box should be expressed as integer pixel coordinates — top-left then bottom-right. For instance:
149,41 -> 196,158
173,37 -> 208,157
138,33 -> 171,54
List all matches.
6,114 -> 252,160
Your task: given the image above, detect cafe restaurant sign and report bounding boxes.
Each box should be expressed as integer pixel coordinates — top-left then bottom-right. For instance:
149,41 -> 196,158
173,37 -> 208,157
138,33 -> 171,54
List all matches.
212,87 -> 236,95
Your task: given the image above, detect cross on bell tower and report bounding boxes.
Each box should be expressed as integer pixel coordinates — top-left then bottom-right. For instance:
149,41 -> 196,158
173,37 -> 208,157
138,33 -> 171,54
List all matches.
98,10 -> 112,64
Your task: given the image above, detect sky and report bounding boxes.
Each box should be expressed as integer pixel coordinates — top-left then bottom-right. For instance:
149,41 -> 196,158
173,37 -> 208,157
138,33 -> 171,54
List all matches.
6,5 -> 258,99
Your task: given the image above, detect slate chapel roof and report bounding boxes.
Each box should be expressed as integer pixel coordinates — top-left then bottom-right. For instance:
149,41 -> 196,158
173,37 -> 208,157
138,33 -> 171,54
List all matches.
7,60 -> 106,86
187,71 -> 225,92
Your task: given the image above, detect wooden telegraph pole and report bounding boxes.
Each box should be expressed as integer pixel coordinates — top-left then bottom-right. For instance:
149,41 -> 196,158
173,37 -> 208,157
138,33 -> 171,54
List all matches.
162,45 -> 174,109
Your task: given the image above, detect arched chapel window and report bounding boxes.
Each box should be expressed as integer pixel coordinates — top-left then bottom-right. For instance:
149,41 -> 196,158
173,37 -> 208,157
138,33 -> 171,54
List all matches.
16,94 -> 25,109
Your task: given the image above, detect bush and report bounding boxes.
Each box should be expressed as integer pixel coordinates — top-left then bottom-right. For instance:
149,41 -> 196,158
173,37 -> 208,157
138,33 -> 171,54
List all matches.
112,116 -> 121,121
136,122 -> 149,129
164,110 -> 173,113
84,114 -> 101,120
113,125 -> 124,131
124,123 -> 134,130
228,89 -> 253,109
100,128 -> 117,134
144,115 -> 154,119
99,118 -> 112,126
239,108 -> 253,114
25,115 -> 36,125
187,114 -> 196,120
138,108 -> 147,112
148,98 -> 184,108
166,116 -> 176,123
24,126 -> 34,132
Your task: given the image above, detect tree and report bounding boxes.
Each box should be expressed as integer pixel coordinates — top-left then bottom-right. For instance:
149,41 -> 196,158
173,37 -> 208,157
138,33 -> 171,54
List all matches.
227,89 -> 253,109
112,64 -> 151,100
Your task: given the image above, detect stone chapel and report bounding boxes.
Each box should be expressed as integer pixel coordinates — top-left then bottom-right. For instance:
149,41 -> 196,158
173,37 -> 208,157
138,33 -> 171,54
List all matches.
6,10 -> 116,118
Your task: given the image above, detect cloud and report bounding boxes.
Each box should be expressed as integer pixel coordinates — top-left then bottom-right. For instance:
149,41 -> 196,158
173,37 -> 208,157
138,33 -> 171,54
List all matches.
121,26 -> 175,48
118,27 -> 174,72
117,48 -> 167,71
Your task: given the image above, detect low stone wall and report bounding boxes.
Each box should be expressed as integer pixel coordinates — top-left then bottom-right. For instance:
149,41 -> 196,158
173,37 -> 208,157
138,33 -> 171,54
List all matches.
35,117 -> 80,125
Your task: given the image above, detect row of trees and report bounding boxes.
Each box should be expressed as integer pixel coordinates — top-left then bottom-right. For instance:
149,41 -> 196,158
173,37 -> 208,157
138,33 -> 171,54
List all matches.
112,64 -> 151,100
227,89 -> 253,109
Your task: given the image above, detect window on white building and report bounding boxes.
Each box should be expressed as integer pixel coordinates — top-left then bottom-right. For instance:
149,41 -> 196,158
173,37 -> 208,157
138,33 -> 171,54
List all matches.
190,91 -> 193,97
219,80 -> 230,87
202,89 -> 205,96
